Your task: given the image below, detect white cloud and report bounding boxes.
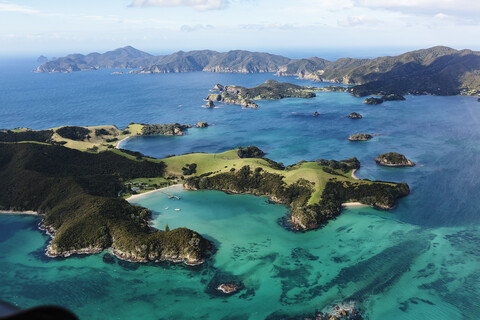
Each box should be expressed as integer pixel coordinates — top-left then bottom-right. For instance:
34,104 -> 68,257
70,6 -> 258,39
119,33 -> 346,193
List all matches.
131,0 -> 227,10
434,13 -> 449,19
355,0 -> 480,15
338,15 -> 380,27
0,3 -> 38,14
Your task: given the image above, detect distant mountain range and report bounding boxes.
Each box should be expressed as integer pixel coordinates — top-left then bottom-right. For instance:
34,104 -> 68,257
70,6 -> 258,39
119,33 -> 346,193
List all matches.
35,46 -> 480,96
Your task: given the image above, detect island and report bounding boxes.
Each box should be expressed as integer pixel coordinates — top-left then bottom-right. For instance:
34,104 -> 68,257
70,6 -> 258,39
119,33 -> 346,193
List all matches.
348,133 -> 373,141
347,112 -> 363,119
0,129 -> 409,260
375,152 -> 416,167
35,46 -> 480,97
364,97 -> 384,105
207,80 -> 319,108
217,283 -> 242,295
194,121 -> 209,128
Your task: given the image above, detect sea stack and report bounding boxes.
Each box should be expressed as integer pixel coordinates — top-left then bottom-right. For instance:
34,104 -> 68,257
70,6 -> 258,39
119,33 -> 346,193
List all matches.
205,100 -> 215,108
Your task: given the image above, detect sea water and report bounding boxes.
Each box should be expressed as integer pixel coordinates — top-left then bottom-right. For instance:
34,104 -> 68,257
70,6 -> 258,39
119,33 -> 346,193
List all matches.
0,58 -> 479,319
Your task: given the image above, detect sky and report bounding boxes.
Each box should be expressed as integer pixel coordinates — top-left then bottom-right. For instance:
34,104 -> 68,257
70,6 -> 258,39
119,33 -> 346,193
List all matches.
1,0 -> 480,58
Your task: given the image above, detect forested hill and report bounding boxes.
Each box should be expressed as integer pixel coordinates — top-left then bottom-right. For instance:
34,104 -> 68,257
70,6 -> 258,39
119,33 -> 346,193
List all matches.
0,142 -> 210,264
277,46 -> 480,96
35,46 -> 480,96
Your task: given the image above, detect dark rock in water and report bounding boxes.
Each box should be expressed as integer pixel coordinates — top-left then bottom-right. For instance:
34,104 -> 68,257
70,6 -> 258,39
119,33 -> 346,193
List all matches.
382,93 -> 406,101
217,283 -> 240,294
195,121 -> 209,128
205,100 -> 215,108
348,133 -> 373,141
364,97 -> 384,105
102,253 -> 116,265
375,152 -> 415,167
477,98 -> 480,102
205,271 -> 244,297
347,112 -> 362,119
313,111 -> 320,116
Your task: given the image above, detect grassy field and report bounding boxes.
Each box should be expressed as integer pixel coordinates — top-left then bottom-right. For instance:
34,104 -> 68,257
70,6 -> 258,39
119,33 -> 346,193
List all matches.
161,149 -> 379,206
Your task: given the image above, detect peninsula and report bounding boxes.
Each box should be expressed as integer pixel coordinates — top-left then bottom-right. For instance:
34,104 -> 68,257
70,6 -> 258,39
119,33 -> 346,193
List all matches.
35,46 -> 480,97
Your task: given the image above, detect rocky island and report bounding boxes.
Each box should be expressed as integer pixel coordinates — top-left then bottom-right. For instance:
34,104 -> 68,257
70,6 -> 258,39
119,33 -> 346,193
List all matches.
348,133 -> 373,141
376,152 -> 416,167
207,80 -> 319,108
364,97 -> 384,105
347,112 -> 363,119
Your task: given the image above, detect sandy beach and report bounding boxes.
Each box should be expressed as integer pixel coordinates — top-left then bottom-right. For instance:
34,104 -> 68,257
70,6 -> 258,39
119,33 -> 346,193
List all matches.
126,184 -> 183,202
0,210 -> 40,215
115,136 -> 131,149
341,202 -> 368,207
351,168 -> 360,180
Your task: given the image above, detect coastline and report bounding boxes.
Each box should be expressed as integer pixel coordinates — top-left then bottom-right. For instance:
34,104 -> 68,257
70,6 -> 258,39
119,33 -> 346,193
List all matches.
115,136 -> 131,149
351,169 -> 359,180
0,210 -> 40,216
126,184 -> 183,202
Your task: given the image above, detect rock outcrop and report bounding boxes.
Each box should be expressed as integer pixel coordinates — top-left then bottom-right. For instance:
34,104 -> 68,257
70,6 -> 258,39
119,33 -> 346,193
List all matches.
364,97 -> 384,105
195,121 -> 209,128
216,283 -> 241,294
347,112 -> 362,119
348,133 -> 373,141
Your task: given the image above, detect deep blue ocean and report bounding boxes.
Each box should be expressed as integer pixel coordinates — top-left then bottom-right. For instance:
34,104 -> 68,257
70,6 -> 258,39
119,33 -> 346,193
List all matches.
1,58 -> 480,319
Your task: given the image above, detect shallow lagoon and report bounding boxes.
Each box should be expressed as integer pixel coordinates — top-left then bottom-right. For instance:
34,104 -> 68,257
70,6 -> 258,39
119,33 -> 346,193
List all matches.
0,59 -> 480,319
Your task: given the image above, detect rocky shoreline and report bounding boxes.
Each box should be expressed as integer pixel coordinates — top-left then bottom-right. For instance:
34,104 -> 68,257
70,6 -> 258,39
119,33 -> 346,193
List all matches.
38,212 -> 204,266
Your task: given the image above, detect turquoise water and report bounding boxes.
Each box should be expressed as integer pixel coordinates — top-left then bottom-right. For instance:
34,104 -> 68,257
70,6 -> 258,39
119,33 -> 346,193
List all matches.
0,59 -> 480,318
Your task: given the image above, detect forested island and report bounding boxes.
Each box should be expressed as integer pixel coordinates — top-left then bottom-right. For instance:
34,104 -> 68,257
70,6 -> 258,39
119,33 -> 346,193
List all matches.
35,45 -> 480,97
206,80 -> 319,108
0,128 -> 410,260
376,152 -> 416,167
